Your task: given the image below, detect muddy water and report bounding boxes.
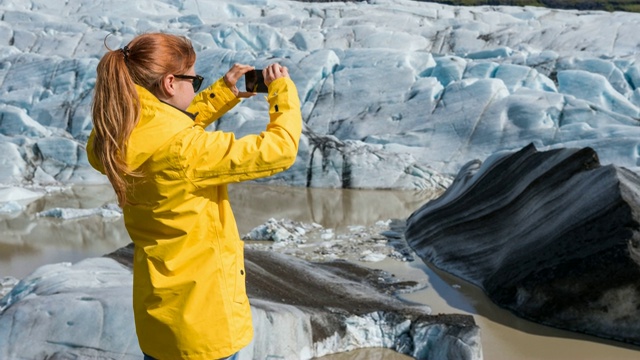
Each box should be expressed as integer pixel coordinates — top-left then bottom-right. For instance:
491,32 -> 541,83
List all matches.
1,184 -> 639,359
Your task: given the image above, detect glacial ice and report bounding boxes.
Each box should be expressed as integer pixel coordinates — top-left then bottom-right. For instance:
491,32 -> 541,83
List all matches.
0,0 -> 640,190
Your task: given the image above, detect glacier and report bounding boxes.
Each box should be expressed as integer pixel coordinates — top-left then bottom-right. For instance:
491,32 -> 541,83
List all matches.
1,0 -> 640,189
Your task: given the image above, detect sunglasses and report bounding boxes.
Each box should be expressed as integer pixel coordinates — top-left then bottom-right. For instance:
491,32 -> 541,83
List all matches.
173,74 -> 204,92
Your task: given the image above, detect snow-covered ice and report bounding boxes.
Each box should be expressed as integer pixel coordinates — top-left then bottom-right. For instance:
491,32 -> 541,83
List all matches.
1,0 -> 640,191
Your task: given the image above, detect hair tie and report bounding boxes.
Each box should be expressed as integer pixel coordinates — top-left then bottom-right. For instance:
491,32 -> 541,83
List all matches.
120,45 -> 130,61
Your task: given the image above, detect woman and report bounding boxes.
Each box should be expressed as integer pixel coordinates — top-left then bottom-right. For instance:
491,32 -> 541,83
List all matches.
87,33 -> 302,360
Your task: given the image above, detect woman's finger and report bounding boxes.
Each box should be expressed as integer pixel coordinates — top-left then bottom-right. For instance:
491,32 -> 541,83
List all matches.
236,91 -> 257,98
225,63 -> 254,86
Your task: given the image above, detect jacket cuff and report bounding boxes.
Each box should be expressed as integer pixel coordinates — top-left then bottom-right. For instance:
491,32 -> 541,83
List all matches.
208,77 -> 241,109
267,77 -> 300,112
190,77 -> 241,127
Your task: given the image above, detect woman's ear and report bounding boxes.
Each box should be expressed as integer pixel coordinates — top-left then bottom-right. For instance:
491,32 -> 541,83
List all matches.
161,74 -> 176,97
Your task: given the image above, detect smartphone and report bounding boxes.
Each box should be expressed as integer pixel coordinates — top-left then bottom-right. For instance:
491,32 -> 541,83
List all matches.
245,69 -> 268,93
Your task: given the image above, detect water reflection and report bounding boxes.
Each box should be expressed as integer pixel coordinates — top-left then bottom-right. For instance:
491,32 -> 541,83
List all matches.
229,183 -> 439,233
397,257 -> 640,359
0,186 -> 130,278
0,183 -> 438,278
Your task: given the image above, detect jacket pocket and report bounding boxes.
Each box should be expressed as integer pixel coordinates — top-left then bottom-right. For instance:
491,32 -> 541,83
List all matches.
233,240 -> 248,304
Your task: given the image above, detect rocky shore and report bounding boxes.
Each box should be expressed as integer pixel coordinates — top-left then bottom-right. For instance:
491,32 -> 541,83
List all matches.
0,226 -> 481,359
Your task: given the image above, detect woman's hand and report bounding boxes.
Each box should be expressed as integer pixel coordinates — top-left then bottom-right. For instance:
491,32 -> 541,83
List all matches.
223,63 -> 256,98
263,63 -> 289,87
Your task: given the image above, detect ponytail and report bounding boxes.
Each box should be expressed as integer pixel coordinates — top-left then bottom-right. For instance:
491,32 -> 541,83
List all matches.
91,48 -> 141,207
91,33 -> 196,206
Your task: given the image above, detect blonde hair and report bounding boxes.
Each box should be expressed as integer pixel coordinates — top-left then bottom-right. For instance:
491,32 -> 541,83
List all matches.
91,33 -> 196,206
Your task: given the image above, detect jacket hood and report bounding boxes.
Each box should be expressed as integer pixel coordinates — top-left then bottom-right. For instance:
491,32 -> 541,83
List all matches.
127,85 -> 195,171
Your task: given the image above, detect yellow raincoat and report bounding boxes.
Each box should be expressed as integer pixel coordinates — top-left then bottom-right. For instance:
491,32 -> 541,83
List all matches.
87,77 -> 302,359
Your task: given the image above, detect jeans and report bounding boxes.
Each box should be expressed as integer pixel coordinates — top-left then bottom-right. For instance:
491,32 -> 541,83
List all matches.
143,352 -> 238,360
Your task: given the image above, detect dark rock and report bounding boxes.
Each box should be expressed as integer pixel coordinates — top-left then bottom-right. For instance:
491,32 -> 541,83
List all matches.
405,143 -> 640,345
